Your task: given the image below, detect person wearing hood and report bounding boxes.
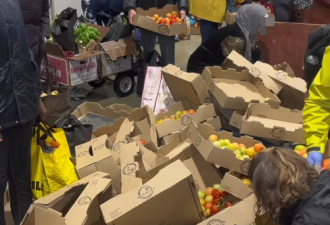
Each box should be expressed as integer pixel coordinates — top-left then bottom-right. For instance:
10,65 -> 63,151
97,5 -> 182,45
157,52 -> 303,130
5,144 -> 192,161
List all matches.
248,147 -> 329,225
273,0 -> 312,22
187,4 -> 267,74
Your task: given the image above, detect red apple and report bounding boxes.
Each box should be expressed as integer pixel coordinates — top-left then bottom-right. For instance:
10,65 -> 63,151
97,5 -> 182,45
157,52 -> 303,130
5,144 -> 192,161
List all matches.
225,202 -> 233,208
210,204 -> 220,214
212,189 -> 221,199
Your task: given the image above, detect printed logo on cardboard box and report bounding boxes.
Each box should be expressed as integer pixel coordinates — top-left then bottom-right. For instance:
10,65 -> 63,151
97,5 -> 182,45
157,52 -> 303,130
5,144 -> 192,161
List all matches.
207,219 -> 225,225
195,137 -> 202,147
138,186 -> 154,199
94,144 -> 104,151
113,140 -> 127,152
210,83 -> 215,92
239,162 -> 249,174
204,97 -> 211,103
175,71 -> 183,76
275,71 -> 287,80
158,24 -> 170,34
250,67 -> 261,77
78,196 -> 92,206
181,115 -> 193,126
122,163 -> 137,176
271,127 -> 286,139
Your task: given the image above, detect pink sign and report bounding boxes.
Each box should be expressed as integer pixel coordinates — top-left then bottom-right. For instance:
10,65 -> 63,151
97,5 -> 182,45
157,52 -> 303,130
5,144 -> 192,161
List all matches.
41,55 -> 69,85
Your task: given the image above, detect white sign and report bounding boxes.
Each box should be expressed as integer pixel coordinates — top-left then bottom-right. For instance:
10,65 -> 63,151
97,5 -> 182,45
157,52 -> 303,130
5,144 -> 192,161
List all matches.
69,56 -> 98,86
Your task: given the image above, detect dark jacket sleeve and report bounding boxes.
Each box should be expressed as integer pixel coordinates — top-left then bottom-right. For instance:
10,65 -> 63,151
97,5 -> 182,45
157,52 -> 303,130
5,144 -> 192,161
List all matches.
85,0 -> 103,22
41,0 -> 50,38
123,0 -> 136,12
177,0 -> 188,11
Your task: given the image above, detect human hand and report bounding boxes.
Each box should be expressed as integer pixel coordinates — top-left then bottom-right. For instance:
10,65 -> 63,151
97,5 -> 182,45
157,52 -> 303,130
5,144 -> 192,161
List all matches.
39,98 -> 47,121
180,10 -> 186,21
307,151 -> 322,168
128,9 -> 136,24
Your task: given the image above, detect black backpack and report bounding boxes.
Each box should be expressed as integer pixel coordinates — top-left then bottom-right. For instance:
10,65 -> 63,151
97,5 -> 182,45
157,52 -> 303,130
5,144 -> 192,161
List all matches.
304,24 -> 330,88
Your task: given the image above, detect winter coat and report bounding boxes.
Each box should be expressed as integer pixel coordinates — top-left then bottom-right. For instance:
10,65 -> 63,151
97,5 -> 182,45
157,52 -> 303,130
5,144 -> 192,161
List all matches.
82,0 -> 123,23
0,0 -> 40,130
123,0 -> 188,12
279,170 -> 330,225
18,0 -> 50,67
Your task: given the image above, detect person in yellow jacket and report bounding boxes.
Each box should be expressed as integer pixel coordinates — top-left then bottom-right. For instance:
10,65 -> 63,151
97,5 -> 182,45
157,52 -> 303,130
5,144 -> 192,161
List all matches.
303,45 -> 330,168
189,0 -> 247,43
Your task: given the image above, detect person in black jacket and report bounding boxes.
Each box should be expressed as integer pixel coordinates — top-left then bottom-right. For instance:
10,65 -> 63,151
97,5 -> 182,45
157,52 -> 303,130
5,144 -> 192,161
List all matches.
124,0 -> 188,95
0,0 -> 42,224
187,4 -> 267,74
248,147 -> 330,225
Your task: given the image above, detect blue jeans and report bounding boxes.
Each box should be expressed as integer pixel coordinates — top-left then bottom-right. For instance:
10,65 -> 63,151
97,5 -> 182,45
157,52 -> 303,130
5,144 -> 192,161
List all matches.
200,19 -> 219,43
0,120 -> 33,225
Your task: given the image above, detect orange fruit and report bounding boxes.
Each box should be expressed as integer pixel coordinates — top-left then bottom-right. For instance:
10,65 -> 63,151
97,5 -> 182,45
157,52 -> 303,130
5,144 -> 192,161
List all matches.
245,147 -> 256,158
254,143 -> 265,153
299,149 -> 307,156
209,135 -> 218,143
189,109 -> 196,115
170,19 -> 177,24
152,17 -> 157,21
160,18 -> 166,24
181,110 -> 188,115
166,13 -> 172,19
154,14 -> 160,19
238,144 -> 246,149
172,11 -> 178,16
294,150 -> 301,155
176,18 -> 183,23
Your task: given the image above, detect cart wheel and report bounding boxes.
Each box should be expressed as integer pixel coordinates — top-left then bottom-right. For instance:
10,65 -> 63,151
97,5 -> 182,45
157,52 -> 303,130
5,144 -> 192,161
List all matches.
88,79 -> 106,88
114,72 -> 135,97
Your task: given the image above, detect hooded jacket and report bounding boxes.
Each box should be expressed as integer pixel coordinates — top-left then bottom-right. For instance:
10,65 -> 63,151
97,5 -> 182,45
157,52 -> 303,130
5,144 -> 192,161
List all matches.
303,46 -> 330,155
18,0 -> 50,67
0,0 -> 40,130
279,170 -> 330,225
123,0 -> 188,12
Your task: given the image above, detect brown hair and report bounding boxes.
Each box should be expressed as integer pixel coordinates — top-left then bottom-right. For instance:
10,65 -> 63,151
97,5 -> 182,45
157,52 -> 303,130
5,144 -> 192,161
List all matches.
248,147 -> 319,221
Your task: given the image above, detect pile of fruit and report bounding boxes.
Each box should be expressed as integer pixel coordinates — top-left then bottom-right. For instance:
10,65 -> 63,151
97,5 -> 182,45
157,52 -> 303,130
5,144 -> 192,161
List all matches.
198,184 -> 233,217
208,135 -> 265,160
293,145 -> 307,159
156,109 -> 196,124
152,11 -> 183,26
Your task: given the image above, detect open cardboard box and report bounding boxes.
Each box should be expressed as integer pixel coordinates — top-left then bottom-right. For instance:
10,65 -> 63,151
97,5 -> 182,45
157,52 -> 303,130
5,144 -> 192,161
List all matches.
229,110 -> 246,129
240,103 -> 304,143
109,104 -> 135,113
222,50 -> 283,94
188,123 -> 261,175
155,102 -> 221,137
41,25 -> 109,86
202,67 -> 281,111
75,135 -> 120,194
100,37 -> 138,76
162,64 -> 210,109
101,160 -> 205,225
221,171 -> 253,200
133,5 -> 187,36
21,172 -> 112,225
274,62 -> 295,78
198,194 -> 257,225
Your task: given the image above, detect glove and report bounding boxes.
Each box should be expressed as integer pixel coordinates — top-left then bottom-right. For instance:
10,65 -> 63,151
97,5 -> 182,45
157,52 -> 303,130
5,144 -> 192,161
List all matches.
307,151 -> 322,168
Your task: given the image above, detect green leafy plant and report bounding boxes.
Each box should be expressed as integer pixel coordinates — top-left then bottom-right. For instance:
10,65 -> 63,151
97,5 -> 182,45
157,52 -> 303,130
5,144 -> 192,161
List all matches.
48,14 -> 59,43
74,23 -> 101,46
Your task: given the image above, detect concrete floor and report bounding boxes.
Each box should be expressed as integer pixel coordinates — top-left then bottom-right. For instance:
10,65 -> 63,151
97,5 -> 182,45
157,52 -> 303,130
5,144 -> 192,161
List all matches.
72,35 -> 202,109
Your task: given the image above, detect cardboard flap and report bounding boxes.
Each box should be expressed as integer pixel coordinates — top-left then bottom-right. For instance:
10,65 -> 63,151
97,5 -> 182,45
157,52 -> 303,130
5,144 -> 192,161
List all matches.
46,43 -> 66,58
112,119 -> 135,165
101,37 -> 137,61
139,143 -> 162,171
87,24 -> 110,42
109,104 -> 135,113
254,61 -> 307,93
135,4 -> 179,16
120,143 -> 143,193
273,62 -> 295,78
91,135 -> 112,162
221,172 -> 253,199
69,51 -> 104,61
75,142 -> 95,169
35,172 -> 109,206
187,124 -> 214,161
65,177 -> 112,225
93,117 -> 126,138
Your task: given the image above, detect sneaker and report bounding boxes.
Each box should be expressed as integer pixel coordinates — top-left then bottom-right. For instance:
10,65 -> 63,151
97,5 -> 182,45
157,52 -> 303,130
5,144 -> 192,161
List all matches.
175,35 -> 180,42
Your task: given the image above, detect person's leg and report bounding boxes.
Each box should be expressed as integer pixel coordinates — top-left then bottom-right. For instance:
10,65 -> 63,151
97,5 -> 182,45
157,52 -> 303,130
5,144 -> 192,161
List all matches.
0,129 -> 9,225
158,35 -> 175,65
137,28 -> 157,95
7,121 -> 34,225
199,19 -> 219,43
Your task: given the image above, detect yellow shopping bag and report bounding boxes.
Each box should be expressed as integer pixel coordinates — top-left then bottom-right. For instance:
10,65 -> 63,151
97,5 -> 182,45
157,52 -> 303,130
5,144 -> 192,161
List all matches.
31,119 -> 79,200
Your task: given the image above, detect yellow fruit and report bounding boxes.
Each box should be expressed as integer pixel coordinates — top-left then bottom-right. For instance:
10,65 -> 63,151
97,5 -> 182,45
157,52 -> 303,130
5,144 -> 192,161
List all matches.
303,153 -> 308,159
200,198 -> 205,206
242,178 -> 251,187
154,14 -> 160,19
295,145 -> 306,151
209,135 -> 218,143
245,147 -> 256,158
202,206 -> 205,211
172,11 -> 178,16
156,120 -> 163,124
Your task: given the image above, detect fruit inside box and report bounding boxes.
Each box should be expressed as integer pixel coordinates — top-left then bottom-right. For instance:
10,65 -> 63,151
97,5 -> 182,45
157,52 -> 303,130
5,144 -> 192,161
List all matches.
152,11 -> 184,27
208,134 -> 265,160
156,109 -> 196,124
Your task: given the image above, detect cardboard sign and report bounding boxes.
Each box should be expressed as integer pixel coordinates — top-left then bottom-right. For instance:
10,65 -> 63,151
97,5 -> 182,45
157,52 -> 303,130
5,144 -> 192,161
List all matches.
69,56 -> 98,86
40,55 -> 68,85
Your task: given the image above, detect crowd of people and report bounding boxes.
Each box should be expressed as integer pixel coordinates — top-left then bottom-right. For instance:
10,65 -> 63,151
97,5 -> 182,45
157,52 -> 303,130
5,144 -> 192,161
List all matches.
0,0 -> 330,224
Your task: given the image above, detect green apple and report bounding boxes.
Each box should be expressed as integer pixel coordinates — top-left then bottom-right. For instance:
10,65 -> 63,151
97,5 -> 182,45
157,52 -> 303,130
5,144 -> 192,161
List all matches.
198,190 -> 206,199
224,139 -> 231,146
242,155 -> 250,159
213,184 -> 221,190
219,139 -> 227,146
227,143 -> 237,151
213,141 -> 222,148
235,149 -> 243,155
232,142 -> 239,150
175,111 -> 182,117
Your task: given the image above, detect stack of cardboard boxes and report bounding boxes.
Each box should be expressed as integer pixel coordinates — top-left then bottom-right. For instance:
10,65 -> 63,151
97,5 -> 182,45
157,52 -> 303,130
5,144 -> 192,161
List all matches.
19,49 -> 309,225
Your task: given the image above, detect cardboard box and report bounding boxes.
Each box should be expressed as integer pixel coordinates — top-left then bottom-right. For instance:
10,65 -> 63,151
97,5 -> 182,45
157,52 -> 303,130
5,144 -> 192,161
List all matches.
222,51 -> 283,94
240,103 -> 304,143
133,5 -> 187,36
100,37 -> 138,76
198,195 -> 257,225
274,62 -> 295,78
109,104 -> 135,113
191,26 -> 201,35
202,67 -> 281,111
41,25 -> 109,86
221,171 -> 253,200
162,64 -> 209,109
203,116 -> 222,131
5,203 -> 14,225
75,135 -> 120,193
21,172 -> 111,225
224,12 -> 237,24
100,160 -> 205,225
229,110 -> 245,129
155,102 -> 219,137
188,123 -> 260,175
